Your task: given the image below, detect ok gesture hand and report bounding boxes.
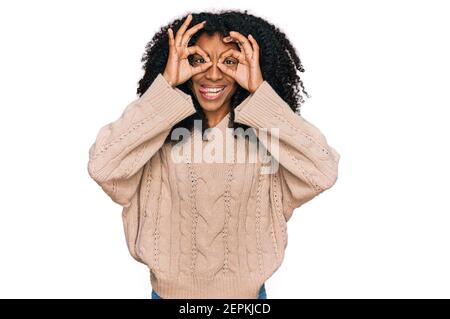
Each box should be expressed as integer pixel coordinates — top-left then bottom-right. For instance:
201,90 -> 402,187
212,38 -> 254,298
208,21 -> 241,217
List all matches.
163,14 -> 213,87
217,31 -> 264,93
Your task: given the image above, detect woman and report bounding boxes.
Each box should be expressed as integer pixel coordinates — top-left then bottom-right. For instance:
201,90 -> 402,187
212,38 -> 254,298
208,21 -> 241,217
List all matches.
87,10 -> 340,299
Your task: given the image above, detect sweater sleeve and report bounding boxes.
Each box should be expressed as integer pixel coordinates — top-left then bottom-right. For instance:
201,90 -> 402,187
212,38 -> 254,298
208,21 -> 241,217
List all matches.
88,73 -> 197,207
233,81 -> 340,220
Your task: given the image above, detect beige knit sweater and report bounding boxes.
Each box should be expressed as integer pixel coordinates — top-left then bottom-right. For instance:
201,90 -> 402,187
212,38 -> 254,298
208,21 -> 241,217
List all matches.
87,73 -> 340,299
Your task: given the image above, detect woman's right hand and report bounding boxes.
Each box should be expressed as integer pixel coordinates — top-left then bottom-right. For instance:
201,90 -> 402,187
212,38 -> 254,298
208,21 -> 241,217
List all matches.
162,14 -> 212,87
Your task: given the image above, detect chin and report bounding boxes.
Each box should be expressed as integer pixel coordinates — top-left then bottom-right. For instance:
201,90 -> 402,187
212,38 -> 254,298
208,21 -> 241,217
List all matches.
195,89 -> 229,110
198,100 -> 227,112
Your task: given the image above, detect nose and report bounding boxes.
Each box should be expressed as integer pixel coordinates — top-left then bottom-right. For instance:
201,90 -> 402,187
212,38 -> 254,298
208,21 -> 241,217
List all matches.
205,59 -> 223,81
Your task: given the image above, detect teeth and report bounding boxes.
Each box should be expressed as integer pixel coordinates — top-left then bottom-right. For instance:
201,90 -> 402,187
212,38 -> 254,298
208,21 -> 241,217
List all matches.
203,87 -> 224,93
205,92 -> 221,96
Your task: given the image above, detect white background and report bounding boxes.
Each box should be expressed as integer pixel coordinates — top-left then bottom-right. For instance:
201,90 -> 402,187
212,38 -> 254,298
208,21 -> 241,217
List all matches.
1,0 -> 449,298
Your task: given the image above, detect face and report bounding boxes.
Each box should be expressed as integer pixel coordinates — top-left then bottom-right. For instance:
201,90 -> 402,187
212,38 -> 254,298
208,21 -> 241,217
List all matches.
189,32 -> 239,114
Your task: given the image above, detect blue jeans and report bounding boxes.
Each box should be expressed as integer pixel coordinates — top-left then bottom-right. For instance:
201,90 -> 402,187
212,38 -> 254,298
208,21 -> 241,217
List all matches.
152,284 -> 267,299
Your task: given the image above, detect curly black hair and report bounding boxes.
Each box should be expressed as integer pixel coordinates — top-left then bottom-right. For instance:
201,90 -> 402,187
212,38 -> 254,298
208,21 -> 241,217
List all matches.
136,9 -> 310,143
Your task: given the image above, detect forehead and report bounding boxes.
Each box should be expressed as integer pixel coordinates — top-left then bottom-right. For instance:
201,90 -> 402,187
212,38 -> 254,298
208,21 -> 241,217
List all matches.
194,32 -> 238,55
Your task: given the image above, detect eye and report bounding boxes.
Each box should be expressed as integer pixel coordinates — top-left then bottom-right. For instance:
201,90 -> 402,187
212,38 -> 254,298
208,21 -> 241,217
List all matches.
224,58 -> 237,65
190,56 -> 206,65
195,57 -> 206,64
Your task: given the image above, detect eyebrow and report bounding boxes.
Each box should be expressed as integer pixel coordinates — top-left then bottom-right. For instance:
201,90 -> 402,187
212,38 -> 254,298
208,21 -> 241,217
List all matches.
192,49 -> 236,57
195,43 -> 239,57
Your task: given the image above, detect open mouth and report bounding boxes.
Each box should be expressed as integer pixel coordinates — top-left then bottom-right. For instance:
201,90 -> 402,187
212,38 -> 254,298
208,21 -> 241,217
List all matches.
199,85 -> 226,101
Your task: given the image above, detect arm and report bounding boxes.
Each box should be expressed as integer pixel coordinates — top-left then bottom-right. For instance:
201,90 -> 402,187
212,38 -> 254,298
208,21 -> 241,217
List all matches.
87,73 -> 196,207
234,81 -> 340,221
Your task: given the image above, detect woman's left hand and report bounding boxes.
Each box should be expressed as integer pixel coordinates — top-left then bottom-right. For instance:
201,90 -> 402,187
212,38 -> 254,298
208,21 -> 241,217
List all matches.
217,31 -> 264,93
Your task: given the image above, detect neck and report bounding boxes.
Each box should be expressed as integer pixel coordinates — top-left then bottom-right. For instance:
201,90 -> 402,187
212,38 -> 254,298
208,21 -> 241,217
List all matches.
203,105 -> 231,128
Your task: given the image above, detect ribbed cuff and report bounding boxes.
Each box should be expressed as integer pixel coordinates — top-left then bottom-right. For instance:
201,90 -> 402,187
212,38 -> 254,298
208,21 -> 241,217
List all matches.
141,73 -> 197,126
233,80 -> 289,129
233,81 -> 336,160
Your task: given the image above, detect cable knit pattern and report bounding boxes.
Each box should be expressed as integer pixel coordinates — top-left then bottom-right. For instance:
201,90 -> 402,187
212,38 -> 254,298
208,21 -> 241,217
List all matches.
269,170 -> 284,259
87,73 -> 340,298
255,166 -> 265,275
222,160 -> 235,273
186,158 -> 199,274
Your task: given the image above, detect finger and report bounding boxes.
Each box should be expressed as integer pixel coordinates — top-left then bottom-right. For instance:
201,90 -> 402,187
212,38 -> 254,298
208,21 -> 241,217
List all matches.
191,61 -> 213,75
181,20 -> 207,47
223,36 -> 244,54
218,48 -> 245,64
217,63 -> 236,79
175,14 -> 193,47
186,45 -> 210,62
229,31 -> 253,60
247,34 -> 260,61
167,28 -> 175,48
